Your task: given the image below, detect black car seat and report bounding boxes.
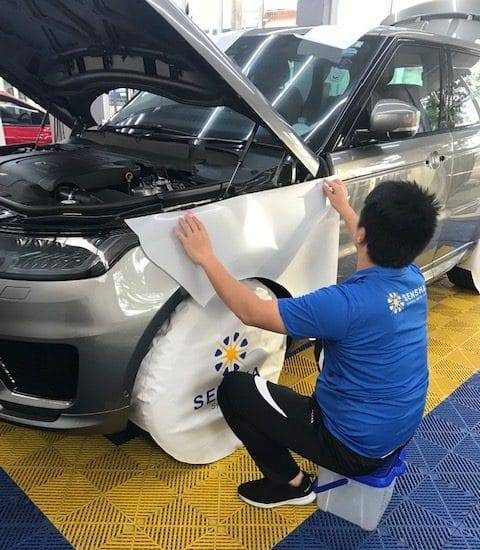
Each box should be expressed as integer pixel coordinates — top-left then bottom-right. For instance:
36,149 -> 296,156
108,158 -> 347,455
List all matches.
372,54 -> 431,132
301,59 -> 331,124
250,55 -> 304,126
352,64 -> 397,132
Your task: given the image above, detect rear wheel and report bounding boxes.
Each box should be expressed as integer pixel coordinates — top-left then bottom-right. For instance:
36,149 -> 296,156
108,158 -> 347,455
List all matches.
447,266 -> 479,293
129,279 -> 287,464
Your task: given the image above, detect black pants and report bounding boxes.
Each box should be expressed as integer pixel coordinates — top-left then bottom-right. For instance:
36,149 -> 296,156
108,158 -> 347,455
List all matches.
217,372 -> 387,484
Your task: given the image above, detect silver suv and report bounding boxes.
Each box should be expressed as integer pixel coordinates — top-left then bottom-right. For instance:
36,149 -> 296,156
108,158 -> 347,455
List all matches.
0,0 -> 478,436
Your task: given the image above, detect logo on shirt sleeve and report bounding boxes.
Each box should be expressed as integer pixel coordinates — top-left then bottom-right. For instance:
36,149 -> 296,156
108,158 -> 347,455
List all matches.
387,292 -> 405,314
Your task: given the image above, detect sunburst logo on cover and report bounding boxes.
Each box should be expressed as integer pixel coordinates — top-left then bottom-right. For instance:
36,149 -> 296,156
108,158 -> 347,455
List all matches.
214,332 -> 248,375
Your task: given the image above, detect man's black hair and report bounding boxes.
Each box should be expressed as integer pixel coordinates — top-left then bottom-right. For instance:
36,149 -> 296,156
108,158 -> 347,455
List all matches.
358,180 -> 440,268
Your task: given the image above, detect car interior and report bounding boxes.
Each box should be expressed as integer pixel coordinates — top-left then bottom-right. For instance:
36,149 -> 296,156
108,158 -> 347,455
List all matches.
353,45 -> 443,141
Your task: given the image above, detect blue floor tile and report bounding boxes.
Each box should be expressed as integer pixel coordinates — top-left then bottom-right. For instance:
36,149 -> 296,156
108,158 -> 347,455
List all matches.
416,415 -> 467,450
275,373 -> 480,550
405,435 -> 450,471
0,469 -> 72,550
452,436 -> 480,465
408,476 -> 476,525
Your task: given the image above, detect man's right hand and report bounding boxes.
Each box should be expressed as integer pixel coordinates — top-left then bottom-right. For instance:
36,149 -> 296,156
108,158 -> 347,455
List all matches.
323,175 -> 351,216
323,175 -> 360,244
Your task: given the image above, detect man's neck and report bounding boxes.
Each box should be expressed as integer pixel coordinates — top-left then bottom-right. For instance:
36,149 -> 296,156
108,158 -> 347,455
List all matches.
356,249 -> 376,272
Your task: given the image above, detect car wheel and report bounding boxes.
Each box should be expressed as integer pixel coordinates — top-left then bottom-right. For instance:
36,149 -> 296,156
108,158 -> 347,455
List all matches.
129,279 -> 287,464
447,266 -> 479,293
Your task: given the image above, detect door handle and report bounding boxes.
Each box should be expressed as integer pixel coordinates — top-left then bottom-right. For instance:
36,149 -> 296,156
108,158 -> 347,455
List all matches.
426,151 -> 446,170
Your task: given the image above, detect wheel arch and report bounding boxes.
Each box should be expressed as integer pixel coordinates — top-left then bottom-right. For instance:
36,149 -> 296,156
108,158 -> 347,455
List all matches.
124,287 -> 188,400
124,278 -> 293,403
256,278 -> 292,299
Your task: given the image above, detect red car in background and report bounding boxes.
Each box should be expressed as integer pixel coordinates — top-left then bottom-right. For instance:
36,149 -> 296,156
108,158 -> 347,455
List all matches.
0,91 -> 52,146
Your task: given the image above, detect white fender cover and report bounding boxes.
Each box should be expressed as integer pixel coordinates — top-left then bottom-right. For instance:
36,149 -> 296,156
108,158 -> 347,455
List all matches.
130,280 -> 286,464
126,179 -> 339,307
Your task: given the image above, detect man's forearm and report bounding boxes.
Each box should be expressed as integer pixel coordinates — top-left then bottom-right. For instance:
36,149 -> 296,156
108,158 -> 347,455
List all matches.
200,255 -> 262,324
340,205 -> 360,241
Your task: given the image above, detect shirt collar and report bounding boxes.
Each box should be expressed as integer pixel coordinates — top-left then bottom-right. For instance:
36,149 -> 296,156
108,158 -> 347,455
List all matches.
347,265 -> 410,282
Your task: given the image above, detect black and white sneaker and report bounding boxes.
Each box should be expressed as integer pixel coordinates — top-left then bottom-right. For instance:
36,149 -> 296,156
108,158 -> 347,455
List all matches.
238,472 -> 316,508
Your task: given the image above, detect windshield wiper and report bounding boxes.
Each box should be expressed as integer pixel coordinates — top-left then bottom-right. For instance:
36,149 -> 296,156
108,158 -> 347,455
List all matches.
101,123 -> 186,135
99,124 -> 242,143
95,124 -> 281,148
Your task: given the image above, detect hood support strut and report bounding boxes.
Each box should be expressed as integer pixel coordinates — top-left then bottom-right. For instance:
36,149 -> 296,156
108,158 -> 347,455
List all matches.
221,122 -> 260,199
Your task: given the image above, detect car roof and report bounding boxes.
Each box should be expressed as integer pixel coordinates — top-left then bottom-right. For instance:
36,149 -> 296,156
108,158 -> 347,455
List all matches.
368,25 -> 480,51
240,24 -> 480,53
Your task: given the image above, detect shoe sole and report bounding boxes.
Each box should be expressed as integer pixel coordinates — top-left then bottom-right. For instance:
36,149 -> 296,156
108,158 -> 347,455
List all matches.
238,491 -> 316,509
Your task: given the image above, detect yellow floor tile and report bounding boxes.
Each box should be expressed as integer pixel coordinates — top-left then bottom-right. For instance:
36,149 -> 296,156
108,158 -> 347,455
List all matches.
0,280 -> 478,550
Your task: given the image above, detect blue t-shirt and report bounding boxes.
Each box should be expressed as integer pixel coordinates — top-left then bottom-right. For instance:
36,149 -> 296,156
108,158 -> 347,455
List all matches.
278,264 -> 428,458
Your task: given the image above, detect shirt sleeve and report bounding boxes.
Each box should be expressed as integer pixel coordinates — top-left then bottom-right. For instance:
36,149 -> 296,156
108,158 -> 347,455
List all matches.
277,285 -> 351,340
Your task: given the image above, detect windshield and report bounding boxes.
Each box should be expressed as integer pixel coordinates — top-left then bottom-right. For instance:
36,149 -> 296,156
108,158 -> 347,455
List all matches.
106,33 -> 379,148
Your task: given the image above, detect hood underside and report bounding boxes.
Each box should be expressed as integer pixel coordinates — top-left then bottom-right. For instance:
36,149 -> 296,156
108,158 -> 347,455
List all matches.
0,0 -> 319,175
0,0 -> 236,126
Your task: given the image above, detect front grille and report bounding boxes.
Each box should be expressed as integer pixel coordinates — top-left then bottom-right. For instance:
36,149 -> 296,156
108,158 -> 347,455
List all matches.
0,339 -> 78,401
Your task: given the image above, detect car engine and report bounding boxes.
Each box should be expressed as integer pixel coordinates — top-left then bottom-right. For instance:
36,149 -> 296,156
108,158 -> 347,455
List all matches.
0,143 -> 187,207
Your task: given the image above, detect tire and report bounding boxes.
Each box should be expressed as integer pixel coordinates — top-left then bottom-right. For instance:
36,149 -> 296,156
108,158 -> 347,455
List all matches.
447,266 -> 479,293
129,280 -> 287,464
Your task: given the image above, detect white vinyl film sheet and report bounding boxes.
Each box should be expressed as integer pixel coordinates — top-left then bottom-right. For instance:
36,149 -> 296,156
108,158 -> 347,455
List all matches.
126,179 -> 340,307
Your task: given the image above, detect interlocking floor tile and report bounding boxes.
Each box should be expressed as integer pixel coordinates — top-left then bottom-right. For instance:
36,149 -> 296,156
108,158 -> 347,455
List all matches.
0,469 -> 72,550
409,476 -> 477,525
0,280 -> 479,550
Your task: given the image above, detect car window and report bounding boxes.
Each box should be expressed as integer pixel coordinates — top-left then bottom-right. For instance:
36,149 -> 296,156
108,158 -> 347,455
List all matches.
352,44 -> 443,142
0,101 -> 44,126
449,50 -> 480,128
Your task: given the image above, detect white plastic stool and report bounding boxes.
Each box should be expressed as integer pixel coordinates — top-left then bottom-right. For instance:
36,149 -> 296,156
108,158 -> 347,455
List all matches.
314,450 -> 407,531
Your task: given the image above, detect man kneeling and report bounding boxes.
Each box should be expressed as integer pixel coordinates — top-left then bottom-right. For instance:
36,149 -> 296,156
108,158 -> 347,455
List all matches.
175,177 -> 439,508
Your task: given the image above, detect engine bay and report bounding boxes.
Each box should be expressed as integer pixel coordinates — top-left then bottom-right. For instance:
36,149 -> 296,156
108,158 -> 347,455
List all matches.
0,143 -> 191,208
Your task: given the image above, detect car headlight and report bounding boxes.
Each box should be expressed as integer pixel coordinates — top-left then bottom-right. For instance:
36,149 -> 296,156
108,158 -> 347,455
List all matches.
0,231 -> 138,280
0,209 -> 15,220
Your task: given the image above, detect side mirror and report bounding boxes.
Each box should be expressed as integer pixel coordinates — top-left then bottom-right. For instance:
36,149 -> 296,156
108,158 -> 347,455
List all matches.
370,99 -> 421,139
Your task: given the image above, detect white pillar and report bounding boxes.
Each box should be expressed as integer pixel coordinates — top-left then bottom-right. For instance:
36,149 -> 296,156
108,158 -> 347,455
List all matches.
231,0 -> 243,30
0,113 -> 5,147
49,115 -> 70,143
218,0 -> 224,32
297,0 -> 339,26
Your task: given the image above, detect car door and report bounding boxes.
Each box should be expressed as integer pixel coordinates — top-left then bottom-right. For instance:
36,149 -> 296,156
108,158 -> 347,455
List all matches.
433,47 -> 480,266
328,42 -> 453,280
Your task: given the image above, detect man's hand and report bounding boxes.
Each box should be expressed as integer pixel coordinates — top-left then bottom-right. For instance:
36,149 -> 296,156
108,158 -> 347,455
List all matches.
323,175 -> 351,216
175,212 -> 215,266
323,175 -> 360,243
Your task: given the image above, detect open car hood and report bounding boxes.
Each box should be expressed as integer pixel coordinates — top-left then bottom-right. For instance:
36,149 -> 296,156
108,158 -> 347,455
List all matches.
0,0 -> 319,176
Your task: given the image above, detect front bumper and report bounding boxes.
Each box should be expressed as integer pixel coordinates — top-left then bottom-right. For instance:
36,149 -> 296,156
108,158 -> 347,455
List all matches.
0,246 -> 180,432
0,398 -> 129,434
